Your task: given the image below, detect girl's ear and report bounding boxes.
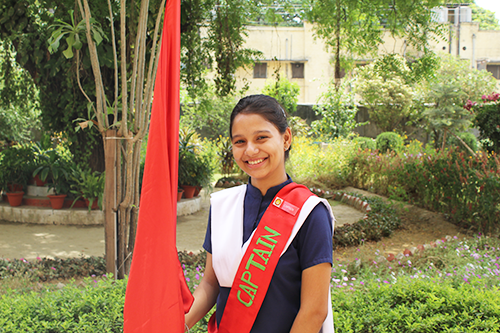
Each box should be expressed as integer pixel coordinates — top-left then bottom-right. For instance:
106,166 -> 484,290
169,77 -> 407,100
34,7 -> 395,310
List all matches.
283,127 -> 292,148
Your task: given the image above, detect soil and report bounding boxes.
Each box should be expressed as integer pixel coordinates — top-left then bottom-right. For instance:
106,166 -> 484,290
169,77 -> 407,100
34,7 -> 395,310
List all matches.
333,187 -> 467,263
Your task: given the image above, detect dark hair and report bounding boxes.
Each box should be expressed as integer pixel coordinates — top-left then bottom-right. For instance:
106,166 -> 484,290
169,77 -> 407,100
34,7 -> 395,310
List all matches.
230,94 -> 291,159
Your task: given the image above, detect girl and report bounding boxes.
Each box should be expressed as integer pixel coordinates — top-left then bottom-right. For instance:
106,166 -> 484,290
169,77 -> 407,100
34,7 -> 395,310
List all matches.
185,95 -> 334,333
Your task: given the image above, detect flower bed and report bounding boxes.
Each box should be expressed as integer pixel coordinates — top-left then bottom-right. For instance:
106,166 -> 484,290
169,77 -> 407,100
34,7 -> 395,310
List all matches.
347,148 -> 500,234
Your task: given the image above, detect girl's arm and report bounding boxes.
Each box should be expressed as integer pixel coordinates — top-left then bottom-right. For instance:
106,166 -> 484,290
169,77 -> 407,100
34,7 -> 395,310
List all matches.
185,253 -> 220,329
289,262 -> 331,333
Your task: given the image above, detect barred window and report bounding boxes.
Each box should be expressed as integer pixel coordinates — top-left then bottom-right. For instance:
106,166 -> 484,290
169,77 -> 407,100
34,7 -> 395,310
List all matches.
292,63 -> 304,78
486,64 -> 500,79
254,63 -> 267,78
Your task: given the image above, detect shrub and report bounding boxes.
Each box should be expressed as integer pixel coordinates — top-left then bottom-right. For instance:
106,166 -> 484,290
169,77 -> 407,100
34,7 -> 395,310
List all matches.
347,147 -> 500,234
475,96 -> 500,153
375,132 -> 404,153
333,193 -> 401,248
261,76 -> 300,114
287,136 -> 356,189
332,277 -> 500,332
311,79 -> 360,140
352,136 -> 376,151
0,277 -> 125,332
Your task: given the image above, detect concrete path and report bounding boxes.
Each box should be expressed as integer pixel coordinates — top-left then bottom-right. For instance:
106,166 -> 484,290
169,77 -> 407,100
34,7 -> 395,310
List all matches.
0,189 -> 365,260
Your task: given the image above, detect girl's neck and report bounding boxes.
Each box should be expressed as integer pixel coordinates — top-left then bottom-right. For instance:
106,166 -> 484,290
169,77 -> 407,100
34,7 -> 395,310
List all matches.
251,170 -> 288,196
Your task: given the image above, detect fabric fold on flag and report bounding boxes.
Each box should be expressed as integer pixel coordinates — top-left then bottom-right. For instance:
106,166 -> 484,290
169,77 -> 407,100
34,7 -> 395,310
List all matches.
124,0 -> 194,331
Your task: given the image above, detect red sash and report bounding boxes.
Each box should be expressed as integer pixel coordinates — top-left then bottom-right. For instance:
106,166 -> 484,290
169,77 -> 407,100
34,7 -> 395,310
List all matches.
208,183 -> 313,333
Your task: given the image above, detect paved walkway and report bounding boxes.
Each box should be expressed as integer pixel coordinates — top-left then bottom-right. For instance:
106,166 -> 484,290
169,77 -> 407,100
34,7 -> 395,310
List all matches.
0,189 -> 365,260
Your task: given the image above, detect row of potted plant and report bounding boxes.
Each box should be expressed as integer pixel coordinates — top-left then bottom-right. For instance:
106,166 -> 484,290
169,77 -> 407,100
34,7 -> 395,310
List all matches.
0,144 -> 104,211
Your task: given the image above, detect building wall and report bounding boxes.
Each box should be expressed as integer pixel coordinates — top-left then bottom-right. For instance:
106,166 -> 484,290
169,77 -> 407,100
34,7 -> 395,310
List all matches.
231,21 -> 500,104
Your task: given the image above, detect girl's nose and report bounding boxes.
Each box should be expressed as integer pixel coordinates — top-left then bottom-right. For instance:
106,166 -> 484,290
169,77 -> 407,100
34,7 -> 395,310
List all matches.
246,142 -> 259,156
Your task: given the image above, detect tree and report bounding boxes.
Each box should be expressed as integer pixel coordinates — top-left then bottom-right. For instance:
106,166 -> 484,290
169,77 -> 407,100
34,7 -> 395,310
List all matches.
311,78 -> 359,139
423,82 -> 475,153
262,72 -> 300,114
354,54 -> 414,132
305,0 -> 447,87
470,3 -> 500,30
0,40 -> 41,143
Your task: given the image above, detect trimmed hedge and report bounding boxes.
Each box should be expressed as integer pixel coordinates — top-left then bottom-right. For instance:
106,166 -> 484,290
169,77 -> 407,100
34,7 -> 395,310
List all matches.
332,192 -> 401,248
332,277 -> 500,332
353,137 -> 376,151
376,132 -> 404,153
0,277 -> 125,333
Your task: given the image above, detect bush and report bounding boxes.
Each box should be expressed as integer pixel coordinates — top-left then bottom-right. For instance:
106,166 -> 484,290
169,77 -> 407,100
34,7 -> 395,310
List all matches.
332,277 -> 500,332
352,136 -> 376,151
333,193 -> 401,248
0,277 -> 125,332
347,148 -> 500,234
475,97 -> 500,153
376,132 -> 404,153
262,76 -> 300,114
287,136 -> 356,189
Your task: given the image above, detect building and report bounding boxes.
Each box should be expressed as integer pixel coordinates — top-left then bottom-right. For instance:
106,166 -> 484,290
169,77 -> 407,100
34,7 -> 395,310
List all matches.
232,4 -> 500,105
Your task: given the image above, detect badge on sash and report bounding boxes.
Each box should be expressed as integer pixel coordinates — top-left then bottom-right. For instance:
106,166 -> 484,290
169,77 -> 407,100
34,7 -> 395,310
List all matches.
273,197 -> 299,216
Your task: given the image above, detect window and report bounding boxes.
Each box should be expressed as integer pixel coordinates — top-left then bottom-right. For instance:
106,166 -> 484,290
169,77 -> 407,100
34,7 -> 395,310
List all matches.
486,64 -> 500,80
292,63 -> 304,78
254,63 -> 267,78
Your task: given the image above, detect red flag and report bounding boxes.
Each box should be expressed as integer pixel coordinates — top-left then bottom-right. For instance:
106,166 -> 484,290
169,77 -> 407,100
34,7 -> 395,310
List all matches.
124,0 -> 193,331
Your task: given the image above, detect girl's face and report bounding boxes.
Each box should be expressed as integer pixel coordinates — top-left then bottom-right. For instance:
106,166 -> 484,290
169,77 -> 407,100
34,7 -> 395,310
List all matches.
231,113 -> 291,195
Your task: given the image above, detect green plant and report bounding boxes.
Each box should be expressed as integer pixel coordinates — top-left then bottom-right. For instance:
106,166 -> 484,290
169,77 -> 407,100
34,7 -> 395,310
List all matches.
178,128 -> 211,186
0,145 -> 35,192
354,55 -> 414,132
262,75 -> 300,114
352,136 -> 376,151
376,132 -> 404,153
474,94 -> 500,153
216,136 -> 235,177
70,166 -> 105,211
32,149 -> 70,195
311,79 -> 361,140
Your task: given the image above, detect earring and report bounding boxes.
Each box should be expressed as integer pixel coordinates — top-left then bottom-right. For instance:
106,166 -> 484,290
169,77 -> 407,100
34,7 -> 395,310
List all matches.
284,146 -> 289,151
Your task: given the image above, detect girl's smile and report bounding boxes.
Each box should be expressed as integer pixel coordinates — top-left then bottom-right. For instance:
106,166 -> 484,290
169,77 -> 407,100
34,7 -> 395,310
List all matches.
231,113 -> 291,195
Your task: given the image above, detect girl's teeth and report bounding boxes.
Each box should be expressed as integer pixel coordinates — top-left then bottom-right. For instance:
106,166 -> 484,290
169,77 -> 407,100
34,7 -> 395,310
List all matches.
248,159 -> 264,165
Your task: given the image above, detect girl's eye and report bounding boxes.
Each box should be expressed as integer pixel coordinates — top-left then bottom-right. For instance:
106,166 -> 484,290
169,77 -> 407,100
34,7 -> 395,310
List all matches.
257,136 -> 268,140
234,139 -> 245,144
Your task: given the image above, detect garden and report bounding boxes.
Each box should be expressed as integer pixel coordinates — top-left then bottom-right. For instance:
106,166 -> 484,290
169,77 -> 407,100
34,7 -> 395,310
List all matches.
2,58 -> 500,330
1,1 -> 500,330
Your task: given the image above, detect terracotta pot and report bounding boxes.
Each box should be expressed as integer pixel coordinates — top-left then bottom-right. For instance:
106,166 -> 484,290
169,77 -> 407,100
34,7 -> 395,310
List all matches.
6,192 -> 24,207
34,175 -> 47,186
181,185 -> 196,199
7,183 -> 23,192
193,186 -> 202,197
48,194 -> 67,210
177,189 -> 184,202
84,198 -> 99,210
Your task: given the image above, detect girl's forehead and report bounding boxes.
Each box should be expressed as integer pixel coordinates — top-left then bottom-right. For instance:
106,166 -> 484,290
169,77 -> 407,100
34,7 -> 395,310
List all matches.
232,113 -> 278,131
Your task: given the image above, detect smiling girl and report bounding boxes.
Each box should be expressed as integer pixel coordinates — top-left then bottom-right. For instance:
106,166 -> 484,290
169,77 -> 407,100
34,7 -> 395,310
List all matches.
185,95 -> 335,333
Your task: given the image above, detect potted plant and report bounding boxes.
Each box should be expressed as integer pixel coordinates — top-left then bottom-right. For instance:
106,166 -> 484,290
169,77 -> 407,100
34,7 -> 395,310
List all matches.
178,129 -> 199,198
0,145 -> 34,206
32,149 -> 70,209
30,139 -> 54,186
70,166 -> 105,211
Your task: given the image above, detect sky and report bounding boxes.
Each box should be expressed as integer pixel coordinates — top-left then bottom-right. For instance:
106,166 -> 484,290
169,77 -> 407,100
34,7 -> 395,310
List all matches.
475,0 -> 500,22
